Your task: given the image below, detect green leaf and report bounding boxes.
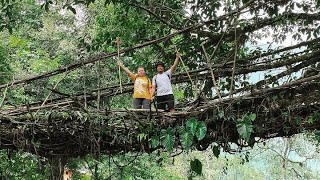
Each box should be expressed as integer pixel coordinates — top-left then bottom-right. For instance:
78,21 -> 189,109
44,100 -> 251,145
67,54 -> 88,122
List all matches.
150,136 -> 160,148
236,122 -> 253,142
186,117 -> 199,136
249,113 -> 256,121
312,111 -> 320,121
67,6 -> 76,14
179,128 -> 193,149
190,159 -> 202,175
294,116 -> 302,124
316,0 -> 320,7
195,122 -> 207,141
8,25 -> 12,34
160,127 -> 175,151
212,145 -> 220,158
44,1 -> 49,11
308,116 -> 315,124
272,95 -> 278,101
218,111 -> 224,118
137,133 -> 147,142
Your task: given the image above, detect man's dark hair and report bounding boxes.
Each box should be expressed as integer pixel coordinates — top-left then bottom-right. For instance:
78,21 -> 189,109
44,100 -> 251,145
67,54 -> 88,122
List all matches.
155,62 -> 165,69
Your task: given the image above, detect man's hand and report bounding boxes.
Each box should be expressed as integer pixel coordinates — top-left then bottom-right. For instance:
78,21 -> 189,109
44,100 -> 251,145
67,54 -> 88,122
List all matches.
176,52 -> 182,59
171,52 -> 181,73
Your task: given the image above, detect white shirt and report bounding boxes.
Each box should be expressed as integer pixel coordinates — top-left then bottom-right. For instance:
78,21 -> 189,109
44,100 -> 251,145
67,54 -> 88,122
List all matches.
152,69 -> 173,96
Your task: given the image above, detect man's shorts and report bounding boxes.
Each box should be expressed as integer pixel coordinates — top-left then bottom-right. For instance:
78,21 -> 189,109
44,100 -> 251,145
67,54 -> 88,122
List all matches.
156,94 -> 174,111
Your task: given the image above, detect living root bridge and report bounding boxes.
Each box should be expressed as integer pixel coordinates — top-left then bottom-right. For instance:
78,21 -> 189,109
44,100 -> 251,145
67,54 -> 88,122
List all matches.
0,74 -> 319,157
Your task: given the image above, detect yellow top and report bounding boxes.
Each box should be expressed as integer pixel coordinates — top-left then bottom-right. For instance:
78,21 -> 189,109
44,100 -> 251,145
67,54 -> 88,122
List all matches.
129,73 -> 152,99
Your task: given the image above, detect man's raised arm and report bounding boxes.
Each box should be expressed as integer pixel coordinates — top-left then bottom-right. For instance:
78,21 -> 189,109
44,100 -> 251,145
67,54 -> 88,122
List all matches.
170,52 -> 181,73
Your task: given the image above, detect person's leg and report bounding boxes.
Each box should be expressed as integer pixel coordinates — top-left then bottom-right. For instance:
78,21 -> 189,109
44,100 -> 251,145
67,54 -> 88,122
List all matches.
133,98 -> 143,109
167,94 -> 175,112
142,99 -> 151,109
156,96 -> 166,111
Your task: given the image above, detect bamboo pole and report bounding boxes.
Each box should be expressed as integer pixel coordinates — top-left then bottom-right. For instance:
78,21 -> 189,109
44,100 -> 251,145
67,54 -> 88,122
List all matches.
175,47 -> 197,95
116,37 -> 123,93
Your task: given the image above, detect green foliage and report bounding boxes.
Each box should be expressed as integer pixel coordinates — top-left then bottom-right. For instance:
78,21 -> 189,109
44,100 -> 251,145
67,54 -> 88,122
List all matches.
160,127 -> 175,151
218,110 -> 225,118
186,117 -> 207,141
195,122 -> 207,141
137,133 -> 148,142
294,116 -> 302,124
179,128 -> 193,149
313,130 -> 320,144
237,122 -> 253,142
29,49 -> 60,74
0,150 -> 50,179
0,45 -> 12,84
66,5 -> 76,14
190,158 -> 202,176
237,113 -> 256,142
0,5 -> 84,104
67,153 -> 183,179
307,111 -> 320,124
212,145 -> 220,158
186,117 -> 199,136
249,113 -> 256,121
151,118 -> 207,151
0,0 -> 45,32
150,136 -> 160,148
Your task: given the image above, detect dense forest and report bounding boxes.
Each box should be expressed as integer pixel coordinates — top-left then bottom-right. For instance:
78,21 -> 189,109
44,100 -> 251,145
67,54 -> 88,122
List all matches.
0,0 -> 320,179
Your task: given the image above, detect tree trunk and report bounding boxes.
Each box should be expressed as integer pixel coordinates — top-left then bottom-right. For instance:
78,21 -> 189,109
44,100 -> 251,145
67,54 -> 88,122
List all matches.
48,155 -> 68,180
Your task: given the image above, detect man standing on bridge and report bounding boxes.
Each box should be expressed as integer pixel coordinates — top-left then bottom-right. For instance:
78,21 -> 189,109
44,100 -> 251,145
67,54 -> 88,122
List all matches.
151,52 -> 181,112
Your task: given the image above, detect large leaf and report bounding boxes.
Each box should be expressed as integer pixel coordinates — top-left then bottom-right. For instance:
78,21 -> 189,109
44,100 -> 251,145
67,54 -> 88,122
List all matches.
179,128 -> 193,149
190,159 -> 202,175
195,122 -> 207,141
186,117 -> 199,136
236,122 -> 253,142
160,127 -> 175,151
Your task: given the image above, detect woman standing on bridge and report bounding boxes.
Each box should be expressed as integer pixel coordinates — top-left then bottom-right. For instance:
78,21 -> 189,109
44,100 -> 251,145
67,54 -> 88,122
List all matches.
117,60 -> 152,109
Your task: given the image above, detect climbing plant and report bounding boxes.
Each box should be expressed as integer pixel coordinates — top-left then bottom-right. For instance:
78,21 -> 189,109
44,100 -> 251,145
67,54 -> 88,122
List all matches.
236,113 -> 256,142
150,117 -> 207,151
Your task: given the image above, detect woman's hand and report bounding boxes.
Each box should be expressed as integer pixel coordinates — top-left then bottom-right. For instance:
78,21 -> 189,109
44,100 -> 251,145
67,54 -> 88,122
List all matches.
117,60 -> 123,67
